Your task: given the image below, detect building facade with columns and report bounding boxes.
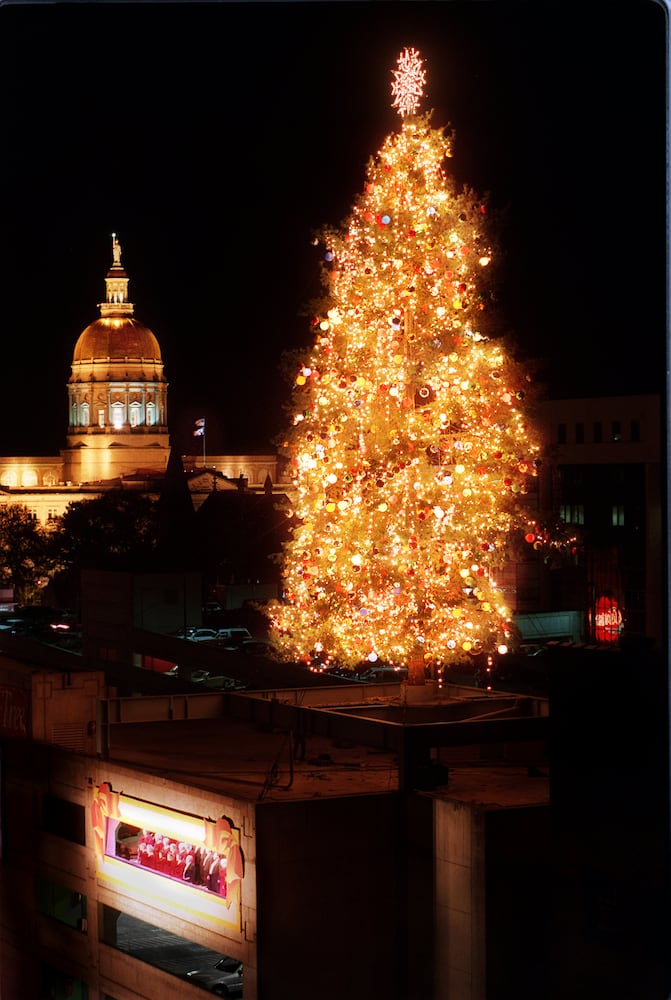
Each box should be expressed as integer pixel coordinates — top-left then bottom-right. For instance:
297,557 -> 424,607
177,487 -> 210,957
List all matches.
0,237 -> 288,523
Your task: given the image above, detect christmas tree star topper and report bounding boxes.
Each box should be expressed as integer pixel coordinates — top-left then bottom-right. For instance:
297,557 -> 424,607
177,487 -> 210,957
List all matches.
391,47 -> 426,118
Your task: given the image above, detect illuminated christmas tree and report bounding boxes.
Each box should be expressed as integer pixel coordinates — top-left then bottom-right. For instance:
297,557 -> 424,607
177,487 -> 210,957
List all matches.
269,49 -> 542,675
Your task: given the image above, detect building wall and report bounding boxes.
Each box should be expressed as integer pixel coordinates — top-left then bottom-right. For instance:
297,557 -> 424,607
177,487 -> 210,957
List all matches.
538,394 -> 663,647
0,739 -> 430,1000
0,743 -> 257,1000
0,453 -> 290,525
255,794 -> 405,1000
434,799 -> 486,1000
434,798 -> 551,1000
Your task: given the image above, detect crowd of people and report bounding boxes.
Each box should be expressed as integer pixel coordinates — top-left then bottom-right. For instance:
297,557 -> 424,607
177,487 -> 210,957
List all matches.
116,826 -> 228,897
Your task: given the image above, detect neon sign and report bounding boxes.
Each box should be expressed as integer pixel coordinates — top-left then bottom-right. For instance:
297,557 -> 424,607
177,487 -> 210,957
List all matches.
591,595 -> 623,643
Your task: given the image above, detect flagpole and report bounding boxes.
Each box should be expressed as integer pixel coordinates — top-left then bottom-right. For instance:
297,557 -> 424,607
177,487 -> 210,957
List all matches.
193,418 -> 206,466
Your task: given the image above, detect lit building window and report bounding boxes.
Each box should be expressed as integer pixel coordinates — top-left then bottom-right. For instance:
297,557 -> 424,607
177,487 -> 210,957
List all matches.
611,505 -> 625,527
98,409 -> 105,428
81,403 -> 90,426
146,401 -> 155,426
130,405 -> 140,427
91,783 -> 244,934
112,403 -> 124,429
560,504 -> 584,525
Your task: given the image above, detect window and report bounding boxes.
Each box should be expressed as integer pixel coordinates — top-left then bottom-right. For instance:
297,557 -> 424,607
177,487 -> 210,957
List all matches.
100,907 -> 243,991
130,404 -> 140,427
41,794 -> 86,845
39,964 -> 88,1000
560,504 -> 584,525
146,401 -> 155,426
107,820 -> 232,898
91,783 -> 243,934
112,403 -> 124,429
631,419 -> 641,442
611,420 -> 621,442
575,422 -> 584,444
593,421 -> 603,443
81,402 -> 89,426
38,876 -> 87,931
98,409 -> 105,428
612,505 -> 625,527
557,422 -> 567,444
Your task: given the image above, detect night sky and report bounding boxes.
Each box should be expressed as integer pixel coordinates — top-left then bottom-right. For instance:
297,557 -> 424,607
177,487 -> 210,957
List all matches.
0,1 -> 666,458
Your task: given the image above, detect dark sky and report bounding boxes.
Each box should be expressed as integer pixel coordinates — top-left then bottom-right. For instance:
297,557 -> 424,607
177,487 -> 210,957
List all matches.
0,1 -> 666,457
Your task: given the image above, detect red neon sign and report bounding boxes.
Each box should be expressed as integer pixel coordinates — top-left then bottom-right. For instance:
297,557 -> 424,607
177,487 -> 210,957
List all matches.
593,595 -> 622,643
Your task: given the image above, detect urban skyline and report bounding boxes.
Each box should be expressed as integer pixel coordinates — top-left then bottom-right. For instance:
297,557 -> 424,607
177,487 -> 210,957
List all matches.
0,1 -> 665,458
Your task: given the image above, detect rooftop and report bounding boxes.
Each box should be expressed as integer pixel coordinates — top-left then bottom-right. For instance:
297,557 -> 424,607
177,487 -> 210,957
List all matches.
102,685 -> 549,808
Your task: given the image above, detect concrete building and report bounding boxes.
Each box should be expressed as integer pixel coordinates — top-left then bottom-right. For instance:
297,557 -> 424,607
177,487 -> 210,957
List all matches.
537,394 -> 663,648
2,632 -> 668,1000
0,629 -> 555,1000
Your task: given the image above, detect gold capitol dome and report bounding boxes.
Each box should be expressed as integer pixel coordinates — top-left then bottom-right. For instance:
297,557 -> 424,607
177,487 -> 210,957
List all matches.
0,233 -> 286,521
64,234 -> 170,483
72,234 -> 162,365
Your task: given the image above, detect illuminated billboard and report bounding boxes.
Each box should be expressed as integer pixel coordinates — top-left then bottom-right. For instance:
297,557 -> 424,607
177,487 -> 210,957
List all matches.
91,783 -> 244,932
591,595 -> 623,644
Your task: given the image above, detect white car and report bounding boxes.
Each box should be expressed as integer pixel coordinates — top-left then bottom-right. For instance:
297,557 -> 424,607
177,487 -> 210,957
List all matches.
190,628 -> 219,642
185,956 -> 243,996
215,627 -> 252,649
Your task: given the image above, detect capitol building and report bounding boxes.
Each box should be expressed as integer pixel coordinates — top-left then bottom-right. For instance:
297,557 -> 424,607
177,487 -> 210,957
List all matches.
0,236 -> 287,523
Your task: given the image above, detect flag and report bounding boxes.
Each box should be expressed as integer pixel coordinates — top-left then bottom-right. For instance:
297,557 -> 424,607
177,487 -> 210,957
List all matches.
193,418 -> 205,437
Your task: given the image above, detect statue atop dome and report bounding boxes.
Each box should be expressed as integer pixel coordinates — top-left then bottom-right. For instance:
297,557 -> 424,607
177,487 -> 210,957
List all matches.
111,231 -> 122,266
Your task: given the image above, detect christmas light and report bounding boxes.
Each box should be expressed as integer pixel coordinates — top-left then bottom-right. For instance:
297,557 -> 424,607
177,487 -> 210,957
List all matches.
268,57 -> 543,676
391,47 -> 427,118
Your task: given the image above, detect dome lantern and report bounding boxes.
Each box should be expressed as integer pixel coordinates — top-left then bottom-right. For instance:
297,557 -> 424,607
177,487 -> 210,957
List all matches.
99,233 -> 134,318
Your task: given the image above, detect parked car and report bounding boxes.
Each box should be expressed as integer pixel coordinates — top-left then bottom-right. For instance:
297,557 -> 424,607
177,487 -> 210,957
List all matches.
202,601 -> 223,617
190,628 -> 219,642
215,627 -> 252,650
0,618 -> 25,632
239,637 -> 276,656
358,665 -> 409,683
190,669 -> 211,683
184,956 -> 243,997
171,626 -> 197,639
